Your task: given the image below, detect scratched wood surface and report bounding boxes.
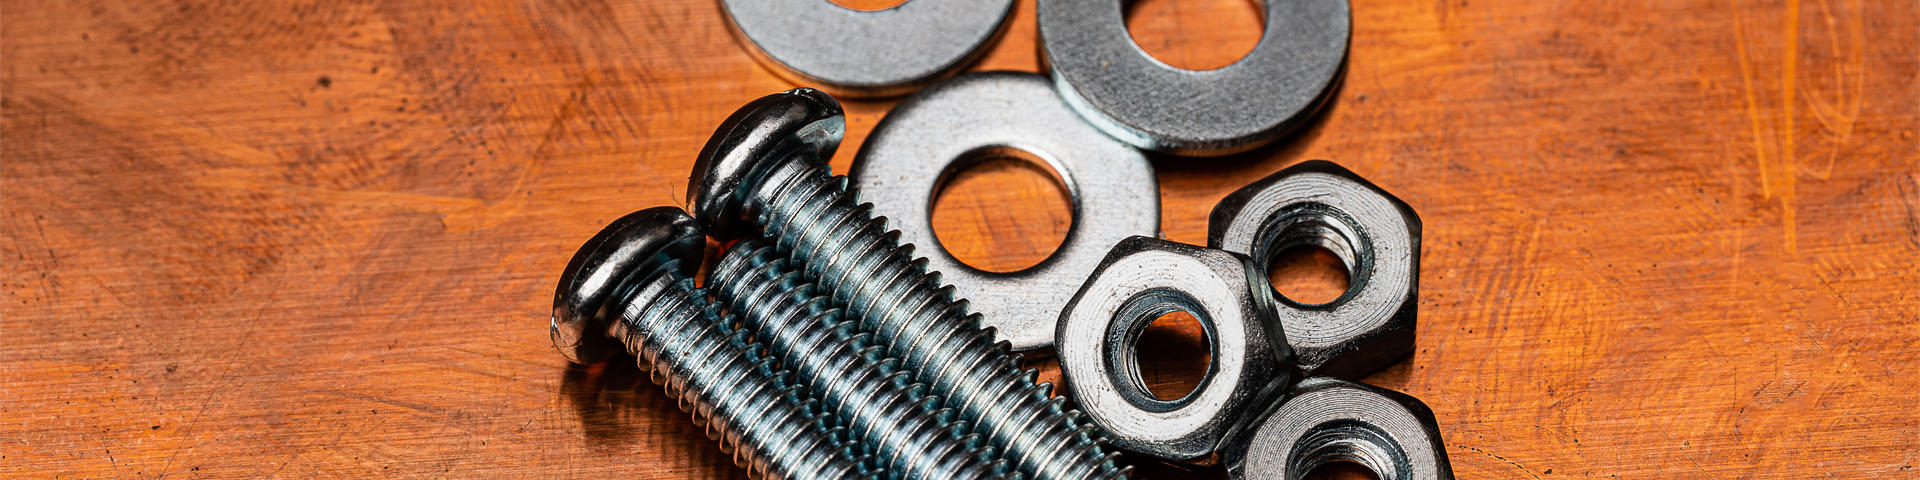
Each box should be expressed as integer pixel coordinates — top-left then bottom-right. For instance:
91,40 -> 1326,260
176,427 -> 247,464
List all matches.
4,0 -> 1918,477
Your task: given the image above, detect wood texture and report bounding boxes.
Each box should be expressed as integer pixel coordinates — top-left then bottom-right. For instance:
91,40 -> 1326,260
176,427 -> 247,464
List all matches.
4,0 -> 1918,477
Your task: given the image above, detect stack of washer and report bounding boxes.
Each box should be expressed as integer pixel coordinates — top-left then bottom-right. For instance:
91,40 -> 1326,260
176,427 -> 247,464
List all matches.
546,1 -> 1452,478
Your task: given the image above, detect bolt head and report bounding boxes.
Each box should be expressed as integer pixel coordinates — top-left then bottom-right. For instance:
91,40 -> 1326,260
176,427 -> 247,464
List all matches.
688,88 -> 845,240
552,206 -> 706,364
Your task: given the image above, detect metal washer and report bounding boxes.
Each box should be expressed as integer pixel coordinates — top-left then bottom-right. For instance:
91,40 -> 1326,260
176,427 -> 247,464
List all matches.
850,71 -> 1159,351
721,0 -> 1014,98
1037,0 -> 1350,155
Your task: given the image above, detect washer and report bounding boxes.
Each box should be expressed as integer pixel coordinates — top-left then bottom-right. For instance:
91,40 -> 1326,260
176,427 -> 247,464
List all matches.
721,0 -> 1014,98
849,71 -> 1158,351
1036,0 -> 1349,156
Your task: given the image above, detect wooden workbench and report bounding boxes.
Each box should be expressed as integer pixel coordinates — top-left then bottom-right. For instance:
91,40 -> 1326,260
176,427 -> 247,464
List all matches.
4,0 -> 1916,477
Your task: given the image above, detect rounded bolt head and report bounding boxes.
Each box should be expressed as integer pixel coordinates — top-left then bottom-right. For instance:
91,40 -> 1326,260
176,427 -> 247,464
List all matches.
688,88 -> 845,240
551,206 -> 706,364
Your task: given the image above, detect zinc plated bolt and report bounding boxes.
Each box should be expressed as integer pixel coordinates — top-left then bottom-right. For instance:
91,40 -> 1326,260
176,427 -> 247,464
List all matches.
549,206 -> 873,480
709,239 -> 1010,480
686,88 -> 1128,480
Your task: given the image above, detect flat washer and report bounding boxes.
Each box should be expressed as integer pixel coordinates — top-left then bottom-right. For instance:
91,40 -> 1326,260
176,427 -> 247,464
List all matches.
849,71 -> 1158,351
1037,0 -> 1349,155
721,0 -> 1014,98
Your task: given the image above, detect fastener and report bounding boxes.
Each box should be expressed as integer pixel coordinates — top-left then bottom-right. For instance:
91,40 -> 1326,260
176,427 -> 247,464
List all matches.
687,88 -> 1126,480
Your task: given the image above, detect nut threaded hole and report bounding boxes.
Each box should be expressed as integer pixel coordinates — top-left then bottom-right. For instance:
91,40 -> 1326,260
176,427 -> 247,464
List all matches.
1106,288 -> 1217,411
1268,244 -> 1351,305
1290,420 -> 1408,480
1255,204 -> 1369,307
1135,310 -> 1212,401
1305,461 -> 1382,480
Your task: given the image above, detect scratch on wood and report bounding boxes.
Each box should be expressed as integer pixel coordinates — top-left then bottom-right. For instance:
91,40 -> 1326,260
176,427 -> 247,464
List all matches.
1780,0 -> 1800,253
1804,0 -> 1867,179
1731,0 -> 1803,253
1903,174 -> 1920,250
1753,377 -> 1809,407
1730,228 -> 1744,288
1732,2 -> 1772,201
1458,445 -> 1546,479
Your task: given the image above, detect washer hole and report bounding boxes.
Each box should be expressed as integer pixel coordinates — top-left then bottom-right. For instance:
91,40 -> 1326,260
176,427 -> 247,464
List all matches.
828,0 -> 908,11
929,146 -> 1074,273
1125,0 -> 1265,71
1256,205 -> 1367,307
1289,420 -> 1407,480
1134,310 -> 1212,401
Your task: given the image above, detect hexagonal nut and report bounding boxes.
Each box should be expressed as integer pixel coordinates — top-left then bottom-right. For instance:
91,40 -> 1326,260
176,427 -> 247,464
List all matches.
1223,377 -> 1453,480
1056,236 -> 1296,464
1207,160 -> 1422,380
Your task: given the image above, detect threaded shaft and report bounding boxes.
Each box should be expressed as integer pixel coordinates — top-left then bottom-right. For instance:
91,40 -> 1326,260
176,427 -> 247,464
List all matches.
710,240 -> 1011,480
614,259 -> 875,480
743,155 -> 1127,480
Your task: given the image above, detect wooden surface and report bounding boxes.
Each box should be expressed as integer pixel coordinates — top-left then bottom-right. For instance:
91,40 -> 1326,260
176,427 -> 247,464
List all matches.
4,0 -> 1918,477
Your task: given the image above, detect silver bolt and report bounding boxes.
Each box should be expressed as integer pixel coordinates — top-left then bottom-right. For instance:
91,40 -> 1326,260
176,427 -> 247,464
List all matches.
710,239 -> 1010,480
687,89 -> 1127,480
549,206 -> 873,480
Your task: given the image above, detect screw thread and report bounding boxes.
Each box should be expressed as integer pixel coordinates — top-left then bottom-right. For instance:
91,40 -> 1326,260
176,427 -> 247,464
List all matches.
615,259 -> 875,480
745,156 -> 1127,480
710,240 -> 1011,480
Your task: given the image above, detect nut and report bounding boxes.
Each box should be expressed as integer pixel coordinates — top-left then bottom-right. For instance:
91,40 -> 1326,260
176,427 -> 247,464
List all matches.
1223,377 -> 1453,480
1207,160 -> 1422,380
1056,236 -> 1294,464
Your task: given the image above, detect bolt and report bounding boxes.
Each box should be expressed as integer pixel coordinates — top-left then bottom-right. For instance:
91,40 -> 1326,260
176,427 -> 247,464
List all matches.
710,239 -> 1009,480
550,206 -> 873,480
687,89 -> 1127,480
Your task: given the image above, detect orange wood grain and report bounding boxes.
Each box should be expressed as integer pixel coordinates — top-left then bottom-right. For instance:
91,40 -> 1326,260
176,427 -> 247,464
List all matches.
4,0 -> 1918,478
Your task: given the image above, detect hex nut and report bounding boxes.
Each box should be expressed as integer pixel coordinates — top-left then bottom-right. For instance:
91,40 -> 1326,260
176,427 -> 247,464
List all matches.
1207,160 -> 1422,380
1223,377 -> 1453,480
1056,236 -> 1295,464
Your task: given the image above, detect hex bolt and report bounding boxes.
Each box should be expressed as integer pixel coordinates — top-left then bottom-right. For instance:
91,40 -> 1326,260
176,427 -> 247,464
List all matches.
709,239 -> 1008,480
687,88 -> 1127,480
549,206 -> 873,480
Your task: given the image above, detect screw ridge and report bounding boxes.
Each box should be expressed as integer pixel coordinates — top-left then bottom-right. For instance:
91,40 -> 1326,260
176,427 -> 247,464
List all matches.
711,240 -> 1013,480
613,257 -> 876,480
743,153 -> 1127,480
